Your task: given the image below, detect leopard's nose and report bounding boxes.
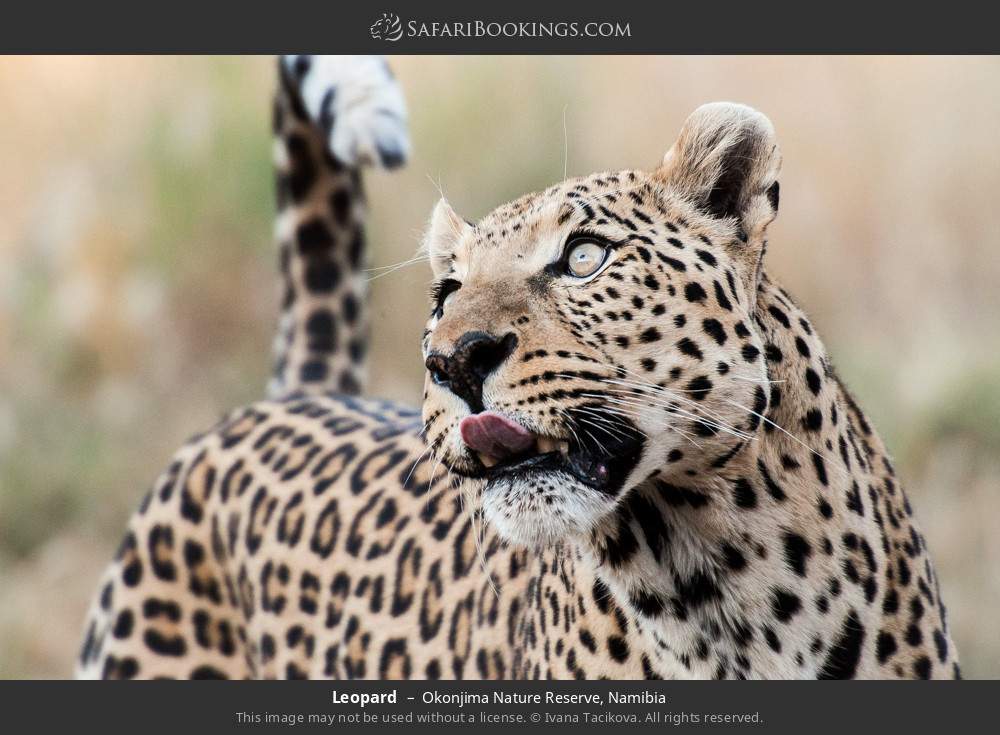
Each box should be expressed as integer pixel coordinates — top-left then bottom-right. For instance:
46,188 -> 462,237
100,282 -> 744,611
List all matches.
425,331 -> 518,413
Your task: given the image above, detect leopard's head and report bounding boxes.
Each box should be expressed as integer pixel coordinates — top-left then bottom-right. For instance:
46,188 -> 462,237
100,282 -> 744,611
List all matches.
421,103 -> 782,547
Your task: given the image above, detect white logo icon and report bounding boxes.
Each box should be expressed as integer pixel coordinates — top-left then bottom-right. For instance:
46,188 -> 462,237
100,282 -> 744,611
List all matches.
370,13 -> 403,42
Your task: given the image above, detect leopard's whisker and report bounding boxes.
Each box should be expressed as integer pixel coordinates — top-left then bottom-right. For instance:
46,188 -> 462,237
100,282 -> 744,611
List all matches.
402,441 -> 436,488
583,392 -> 754,442
574,396 -> 706,451
421,439 -> 449,518
365,265 -> 426,283
453,468 -> 501,600
595,376 -> 758,438
573,411 -> 646,441
565,404 -> 647,438
729,374 -> 785,385
574,416 -> 636,444
589,398 -> 708,450
364,254 -> 430,273
576,425 -> 606,455
661,423 -> 704,451
553,408 -> 588,451
582,373 -> 744,428
717,397 -> 850,481
551,370 -> 745,433
607,361 -> 842,475
601,390 -> 754,442
611,367 -> 847,479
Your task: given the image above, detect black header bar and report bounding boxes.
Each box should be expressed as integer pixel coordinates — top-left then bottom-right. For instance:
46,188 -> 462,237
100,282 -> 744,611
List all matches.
0,0 -> 997,53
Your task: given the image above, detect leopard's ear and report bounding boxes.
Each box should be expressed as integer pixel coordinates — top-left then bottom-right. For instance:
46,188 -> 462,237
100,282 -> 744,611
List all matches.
424,198 -> 472,279
658,102 -> 781,249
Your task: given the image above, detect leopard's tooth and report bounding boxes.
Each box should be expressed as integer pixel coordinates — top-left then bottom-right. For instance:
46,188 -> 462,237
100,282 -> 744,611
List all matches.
537,436 -> 558,454
558,440 -> 570,456
478,452 -> 498,468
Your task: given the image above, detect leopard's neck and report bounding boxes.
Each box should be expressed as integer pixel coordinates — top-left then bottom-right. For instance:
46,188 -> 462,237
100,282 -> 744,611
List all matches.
512,277 -> 934,679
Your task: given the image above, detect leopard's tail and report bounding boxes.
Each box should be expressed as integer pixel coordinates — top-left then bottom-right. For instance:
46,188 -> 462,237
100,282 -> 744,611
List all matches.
268,55 -> 409,398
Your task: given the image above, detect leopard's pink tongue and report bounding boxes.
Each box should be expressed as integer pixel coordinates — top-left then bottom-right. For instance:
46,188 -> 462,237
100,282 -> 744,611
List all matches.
460,412 -> 535,460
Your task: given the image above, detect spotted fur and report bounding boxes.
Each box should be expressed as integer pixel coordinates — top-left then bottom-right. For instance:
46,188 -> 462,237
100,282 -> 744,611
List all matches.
76,66 -> 956,680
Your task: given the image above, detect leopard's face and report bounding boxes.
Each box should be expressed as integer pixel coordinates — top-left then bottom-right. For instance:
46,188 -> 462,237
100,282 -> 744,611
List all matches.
421,163 -> 773,548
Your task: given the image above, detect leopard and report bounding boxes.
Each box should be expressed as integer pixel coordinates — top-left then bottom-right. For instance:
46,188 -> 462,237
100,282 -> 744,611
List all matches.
76,54 -> 959,680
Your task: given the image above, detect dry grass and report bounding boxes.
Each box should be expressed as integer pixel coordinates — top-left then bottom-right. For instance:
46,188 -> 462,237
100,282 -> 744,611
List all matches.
1,55 -> 997,678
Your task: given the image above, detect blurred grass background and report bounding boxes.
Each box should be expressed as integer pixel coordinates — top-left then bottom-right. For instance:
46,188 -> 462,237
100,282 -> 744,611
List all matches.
0,56 -> 997,678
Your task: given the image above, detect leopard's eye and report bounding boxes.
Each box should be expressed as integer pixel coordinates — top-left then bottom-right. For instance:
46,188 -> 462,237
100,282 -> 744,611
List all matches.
565,239 -> 608,278
431,278 -> 461,317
